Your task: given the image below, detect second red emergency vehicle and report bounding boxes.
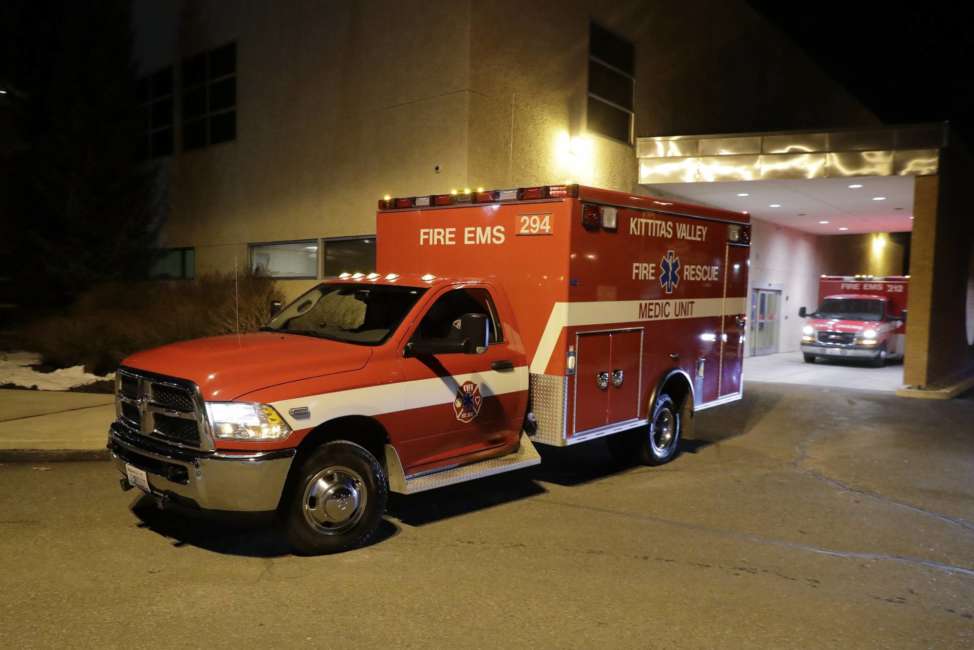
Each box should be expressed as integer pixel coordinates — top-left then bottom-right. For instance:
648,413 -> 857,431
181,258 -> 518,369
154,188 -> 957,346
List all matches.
799,275 -> 908,366
108,184 -> 750,553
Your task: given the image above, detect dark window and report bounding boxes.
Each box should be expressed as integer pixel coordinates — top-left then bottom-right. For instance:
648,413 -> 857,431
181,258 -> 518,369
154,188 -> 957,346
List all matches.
181,41 -> 236,150
587,24 -> 634,144
138,65 -> 174,159
150,248 -> 195,279
413,288 -> 503,344
323,237 -> 376,276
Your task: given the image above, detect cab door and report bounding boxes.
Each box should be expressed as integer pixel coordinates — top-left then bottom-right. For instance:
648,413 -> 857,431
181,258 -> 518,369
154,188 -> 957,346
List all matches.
720,244 -> 750,397
395,285 -> 527,473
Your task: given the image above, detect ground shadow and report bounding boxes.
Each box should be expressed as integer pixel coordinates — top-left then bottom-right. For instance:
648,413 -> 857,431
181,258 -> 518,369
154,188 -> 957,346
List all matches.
129,494 -> 398,557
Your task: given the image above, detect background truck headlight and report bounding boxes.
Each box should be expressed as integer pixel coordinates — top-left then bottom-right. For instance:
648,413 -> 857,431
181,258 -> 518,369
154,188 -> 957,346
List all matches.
205,402 -> 292,440
859,328 -> 879,345
802,325 -> 814,336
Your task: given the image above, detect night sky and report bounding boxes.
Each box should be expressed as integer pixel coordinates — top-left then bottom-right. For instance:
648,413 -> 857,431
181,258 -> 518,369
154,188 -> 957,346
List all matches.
750,3 -> 974,145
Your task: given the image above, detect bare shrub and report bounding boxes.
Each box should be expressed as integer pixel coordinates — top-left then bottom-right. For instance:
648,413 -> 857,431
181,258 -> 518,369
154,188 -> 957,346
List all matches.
20,272 -> 284,375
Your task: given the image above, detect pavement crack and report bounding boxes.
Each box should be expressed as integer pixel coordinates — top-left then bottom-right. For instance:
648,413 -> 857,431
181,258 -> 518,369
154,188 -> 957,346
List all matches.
534,497 -> 974,579
790,424 -> 974,534
0,403 -> 112,423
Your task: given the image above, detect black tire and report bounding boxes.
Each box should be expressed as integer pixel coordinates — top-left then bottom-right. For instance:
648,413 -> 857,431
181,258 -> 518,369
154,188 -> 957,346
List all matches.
636,392 -> 682,466
869,345 -> 888,368
282,440 -> 388,555
803,353 -> 816,364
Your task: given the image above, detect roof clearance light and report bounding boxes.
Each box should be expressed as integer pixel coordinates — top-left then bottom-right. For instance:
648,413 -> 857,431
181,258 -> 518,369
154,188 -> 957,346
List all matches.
476,187 -> 485,193
339,272 -> 351,279
450,189 -> 458,195
385,273 -> 399,281
421,273 -> 435,282
351,272 -> 364,280
366,272 -> 380,280
383,194 -> 391,201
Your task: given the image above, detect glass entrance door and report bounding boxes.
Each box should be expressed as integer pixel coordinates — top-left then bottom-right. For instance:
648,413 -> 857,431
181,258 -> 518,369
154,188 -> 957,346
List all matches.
749,289 -> 781,356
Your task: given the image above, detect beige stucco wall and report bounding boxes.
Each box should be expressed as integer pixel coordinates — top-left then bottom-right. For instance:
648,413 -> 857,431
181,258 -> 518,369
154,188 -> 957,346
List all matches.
817,233 -> 906,278
747,218 -> 826,355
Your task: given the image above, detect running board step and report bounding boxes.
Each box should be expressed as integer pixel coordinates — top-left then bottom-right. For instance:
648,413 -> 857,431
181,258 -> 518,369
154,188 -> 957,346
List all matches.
385,433 -> 541,495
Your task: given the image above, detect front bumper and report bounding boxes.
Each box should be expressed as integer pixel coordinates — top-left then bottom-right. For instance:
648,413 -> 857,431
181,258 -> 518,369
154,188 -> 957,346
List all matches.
108,422 -> 295,512
801,343 -> 882,359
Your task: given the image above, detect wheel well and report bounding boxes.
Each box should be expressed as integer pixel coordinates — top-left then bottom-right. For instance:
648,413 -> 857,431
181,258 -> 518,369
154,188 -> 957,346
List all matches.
657,371 -> 693,414
294,416 -> 390,469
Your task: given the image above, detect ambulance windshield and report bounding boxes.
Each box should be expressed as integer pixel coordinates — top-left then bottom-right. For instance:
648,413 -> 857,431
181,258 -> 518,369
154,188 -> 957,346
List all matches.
815,298 -> 884,322
264,283 -> 426,345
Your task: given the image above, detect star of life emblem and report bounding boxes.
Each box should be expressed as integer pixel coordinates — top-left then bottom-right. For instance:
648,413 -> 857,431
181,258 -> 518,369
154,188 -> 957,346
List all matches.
660,250 -> 681,294
454,381 -> 483,423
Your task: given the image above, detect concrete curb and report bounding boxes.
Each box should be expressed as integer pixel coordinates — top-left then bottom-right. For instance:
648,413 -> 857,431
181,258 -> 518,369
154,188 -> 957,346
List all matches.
0,449 -> 111,463
896,373 -> 974,400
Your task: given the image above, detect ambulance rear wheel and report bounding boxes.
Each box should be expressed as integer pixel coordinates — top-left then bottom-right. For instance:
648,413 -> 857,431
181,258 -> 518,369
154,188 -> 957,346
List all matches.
803,353 -> 816,363
282,440 -> 388,555
637,393 -> 681,466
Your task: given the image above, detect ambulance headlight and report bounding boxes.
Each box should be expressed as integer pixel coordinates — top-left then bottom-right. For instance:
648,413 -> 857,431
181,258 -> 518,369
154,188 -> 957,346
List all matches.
205,402 -> 292,440
802,325 -> 815,336
862,329 -> 878,340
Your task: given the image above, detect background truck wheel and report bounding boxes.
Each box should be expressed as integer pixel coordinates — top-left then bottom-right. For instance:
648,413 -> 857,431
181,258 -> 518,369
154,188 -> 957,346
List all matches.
282,440 -> 388,555
870,345 -> 888,368
803,353 -> 816,363
637,393 -> 681,466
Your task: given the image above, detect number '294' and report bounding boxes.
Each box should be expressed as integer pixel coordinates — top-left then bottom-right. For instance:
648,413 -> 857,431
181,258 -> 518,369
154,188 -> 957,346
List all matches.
517,213 -> 552,236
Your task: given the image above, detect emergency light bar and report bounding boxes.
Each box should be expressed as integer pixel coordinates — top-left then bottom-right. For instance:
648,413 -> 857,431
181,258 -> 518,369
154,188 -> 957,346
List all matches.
378,184 -> 579,210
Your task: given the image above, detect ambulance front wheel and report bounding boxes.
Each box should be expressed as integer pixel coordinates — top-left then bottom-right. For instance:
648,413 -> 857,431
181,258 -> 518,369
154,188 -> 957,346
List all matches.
638,392 -> 681,466
281,440 -> 388,555
803,353 -> 816,363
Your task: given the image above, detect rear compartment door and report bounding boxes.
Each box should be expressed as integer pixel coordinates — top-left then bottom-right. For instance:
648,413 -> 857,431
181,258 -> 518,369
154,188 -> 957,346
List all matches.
720,244 -> 749,397
574,329 -> 643,434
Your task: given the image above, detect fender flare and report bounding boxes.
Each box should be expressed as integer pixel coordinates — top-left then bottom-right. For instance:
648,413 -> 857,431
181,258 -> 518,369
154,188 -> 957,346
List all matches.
648,368 -> 695,415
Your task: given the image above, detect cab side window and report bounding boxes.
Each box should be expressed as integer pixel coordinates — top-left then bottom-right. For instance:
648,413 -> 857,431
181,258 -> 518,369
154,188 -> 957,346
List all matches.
413,288 -> 503,343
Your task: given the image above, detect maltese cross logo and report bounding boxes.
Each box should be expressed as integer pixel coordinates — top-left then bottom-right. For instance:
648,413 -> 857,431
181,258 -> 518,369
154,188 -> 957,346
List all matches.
660,250 -> 681,294
454,381 -> 483,423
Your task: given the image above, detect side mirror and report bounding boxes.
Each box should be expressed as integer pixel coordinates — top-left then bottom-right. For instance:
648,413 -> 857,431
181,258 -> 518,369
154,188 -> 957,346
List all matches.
270,300 -> 283,318
798,306 -> 807,318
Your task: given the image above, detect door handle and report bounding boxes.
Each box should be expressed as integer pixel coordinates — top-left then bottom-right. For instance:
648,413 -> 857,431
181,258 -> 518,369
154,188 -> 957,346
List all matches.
611,369 -> 624,387
596,371 -> 609,390
491,360 -> 515,371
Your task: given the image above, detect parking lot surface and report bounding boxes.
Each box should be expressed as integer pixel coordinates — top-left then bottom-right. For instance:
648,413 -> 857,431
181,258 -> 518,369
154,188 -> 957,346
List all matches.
0,382 -> 972,649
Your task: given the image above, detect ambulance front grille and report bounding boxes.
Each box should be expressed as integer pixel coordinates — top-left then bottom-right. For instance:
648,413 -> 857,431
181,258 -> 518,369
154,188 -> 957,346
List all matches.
528,374 -> 568,446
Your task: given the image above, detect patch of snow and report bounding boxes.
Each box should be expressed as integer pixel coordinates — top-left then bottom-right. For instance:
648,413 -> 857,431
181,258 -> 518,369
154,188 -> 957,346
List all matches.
0,351 -> 115,391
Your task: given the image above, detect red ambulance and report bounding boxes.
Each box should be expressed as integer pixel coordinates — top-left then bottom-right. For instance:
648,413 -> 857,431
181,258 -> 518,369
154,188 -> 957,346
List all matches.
798,275 -> 908,366
109,184 -> 750,554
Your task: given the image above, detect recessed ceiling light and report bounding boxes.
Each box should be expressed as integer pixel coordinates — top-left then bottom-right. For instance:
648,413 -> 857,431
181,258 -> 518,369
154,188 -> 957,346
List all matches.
818,220 -> 830,224
848,184 -> 863,189
769,203 -> 781,208
838,227 -> 849,231
798,213 -> 807,216
736,192 -> 749,197
872,196 -> 886,201
909,216 -> 915,220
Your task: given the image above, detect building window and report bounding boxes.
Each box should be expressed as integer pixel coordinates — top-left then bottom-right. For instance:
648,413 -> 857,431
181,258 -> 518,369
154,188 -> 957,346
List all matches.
250,240 -> 318,279
150,247 -> 195,279
323,237 -> 376,276
587,23 -> 634,144
181,42 -> 236,150
137,66 -> 174,159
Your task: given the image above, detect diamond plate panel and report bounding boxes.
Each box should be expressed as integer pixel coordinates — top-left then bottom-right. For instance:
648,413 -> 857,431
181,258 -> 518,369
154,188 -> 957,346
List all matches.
529,373 -> 568,446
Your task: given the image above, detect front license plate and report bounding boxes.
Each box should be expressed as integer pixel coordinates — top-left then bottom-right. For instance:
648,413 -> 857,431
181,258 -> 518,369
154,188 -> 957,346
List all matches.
125,464 -> 151,493
826,348 -> 844,356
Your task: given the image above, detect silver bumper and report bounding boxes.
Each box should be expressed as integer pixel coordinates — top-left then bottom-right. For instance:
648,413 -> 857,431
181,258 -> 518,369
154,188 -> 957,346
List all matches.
108,422 -> 295,512
801,344 -> 881,359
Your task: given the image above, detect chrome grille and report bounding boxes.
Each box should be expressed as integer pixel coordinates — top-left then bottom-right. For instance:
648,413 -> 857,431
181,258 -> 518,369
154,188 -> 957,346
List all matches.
115,368 -> 210,451
817,331 -> 855,345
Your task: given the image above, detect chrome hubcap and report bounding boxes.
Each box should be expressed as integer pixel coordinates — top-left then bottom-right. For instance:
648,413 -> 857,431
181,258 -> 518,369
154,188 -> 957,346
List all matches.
650,408 -> 677,456
302,465 -> 367,535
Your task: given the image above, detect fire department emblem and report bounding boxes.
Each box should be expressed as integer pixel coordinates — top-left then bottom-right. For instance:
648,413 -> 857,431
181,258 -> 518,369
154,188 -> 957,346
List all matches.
454,381 -> 483,423
660,250 -> 681,294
